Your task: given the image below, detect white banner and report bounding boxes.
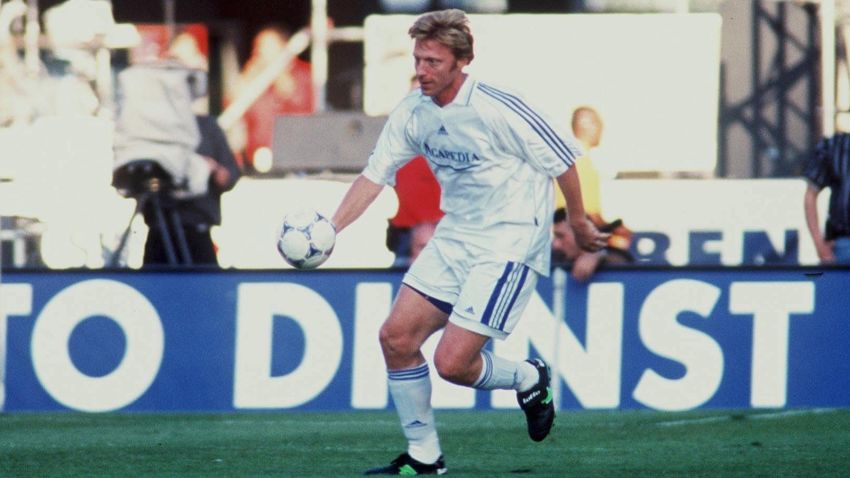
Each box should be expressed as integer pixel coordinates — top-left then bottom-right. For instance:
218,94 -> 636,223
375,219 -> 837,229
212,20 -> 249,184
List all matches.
215,178 -> 825,268
363,13 -> 722,175
603,178 -> 825,266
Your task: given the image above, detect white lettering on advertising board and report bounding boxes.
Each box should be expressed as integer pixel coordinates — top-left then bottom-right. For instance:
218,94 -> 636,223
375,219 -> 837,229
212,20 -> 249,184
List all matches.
0,279 -> 816,411
30,279 -> 163,412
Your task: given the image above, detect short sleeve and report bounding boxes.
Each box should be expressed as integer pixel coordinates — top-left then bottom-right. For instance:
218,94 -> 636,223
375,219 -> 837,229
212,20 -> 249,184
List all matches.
362,97 -> 420,187
804,136 -> 833,191
476,82 -> 583,178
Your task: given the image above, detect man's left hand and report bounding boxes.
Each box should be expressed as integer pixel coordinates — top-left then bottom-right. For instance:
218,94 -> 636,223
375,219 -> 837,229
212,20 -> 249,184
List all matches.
571,216 -> 609,252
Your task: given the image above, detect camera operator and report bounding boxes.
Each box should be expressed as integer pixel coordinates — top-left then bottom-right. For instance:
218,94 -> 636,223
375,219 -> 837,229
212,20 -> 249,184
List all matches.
140,113 -> 241,266
113,39 -> 241,267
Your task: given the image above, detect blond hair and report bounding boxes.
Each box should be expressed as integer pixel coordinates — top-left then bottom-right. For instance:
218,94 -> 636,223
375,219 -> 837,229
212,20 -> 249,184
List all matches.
408,9 -> 475,63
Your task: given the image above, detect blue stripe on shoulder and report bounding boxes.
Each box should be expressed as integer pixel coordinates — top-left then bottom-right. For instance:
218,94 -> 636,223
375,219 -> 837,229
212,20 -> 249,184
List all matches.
477,82 -> 577,167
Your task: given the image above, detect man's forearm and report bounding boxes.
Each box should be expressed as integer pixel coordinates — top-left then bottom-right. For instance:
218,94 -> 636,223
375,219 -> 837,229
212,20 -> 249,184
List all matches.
556,167 -> 586,222
332,175 -> 384,233
804,185 -> 825,247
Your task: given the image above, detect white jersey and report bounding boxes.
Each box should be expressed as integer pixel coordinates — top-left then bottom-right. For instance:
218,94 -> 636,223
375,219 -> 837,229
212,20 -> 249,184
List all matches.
363,75 -> 583,275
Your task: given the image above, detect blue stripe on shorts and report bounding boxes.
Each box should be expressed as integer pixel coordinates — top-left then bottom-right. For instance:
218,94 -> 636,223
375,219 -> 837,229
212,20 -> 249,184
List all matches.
481,262 -> 530,332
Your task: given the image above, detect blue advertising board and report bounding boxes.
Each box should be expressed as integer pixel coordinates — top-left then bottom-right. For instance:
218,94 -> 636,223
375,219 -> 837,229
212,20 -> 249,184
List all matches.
0,267 -> 847,412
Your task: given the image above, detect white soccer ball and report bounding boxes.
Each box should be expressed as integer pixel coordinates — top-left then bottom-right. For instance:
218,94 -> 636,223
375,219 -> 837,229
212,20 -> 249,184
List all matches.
277,210 -> 336,269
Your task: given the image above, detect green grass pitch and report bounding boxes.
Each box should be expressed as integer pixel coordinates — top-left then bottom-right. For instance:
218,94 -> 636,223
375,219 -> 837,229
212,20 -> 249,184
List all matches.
1,409 -> 849,477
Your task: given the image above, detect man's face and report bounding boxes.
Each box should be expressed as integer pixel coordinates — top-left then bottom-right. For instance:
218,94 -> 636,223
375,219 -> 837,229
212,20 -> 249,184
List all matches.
413,39 -> 468,106
552,220 -> 581,261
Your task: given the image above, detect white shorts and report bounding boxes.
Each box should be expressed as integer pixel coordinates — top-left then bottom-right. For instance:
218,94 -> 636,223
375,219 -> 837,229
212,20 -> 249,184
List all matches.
402,236 -> 538,340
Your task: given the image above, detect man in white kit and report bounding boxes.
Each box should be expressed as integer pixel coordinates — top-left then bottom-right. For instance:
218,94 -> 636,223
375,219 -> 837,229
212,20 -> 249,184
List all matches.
330,9 -> 608,475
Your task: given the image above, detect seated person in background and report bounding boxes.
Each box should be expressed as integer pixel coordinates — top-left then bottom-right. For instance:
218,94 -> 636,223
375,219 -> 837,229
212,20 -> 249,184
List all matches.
142,114 -> 242,266
134,37 -> 242,267
558,105 -> 634,258
552,208 -> 631,282
386,155 -> 444,267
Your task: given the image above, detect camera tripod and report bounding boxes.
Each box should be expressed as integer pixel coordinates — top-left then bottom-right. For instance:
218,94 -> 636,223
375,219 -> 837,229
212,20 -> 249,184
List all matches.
110,160 -> 193,267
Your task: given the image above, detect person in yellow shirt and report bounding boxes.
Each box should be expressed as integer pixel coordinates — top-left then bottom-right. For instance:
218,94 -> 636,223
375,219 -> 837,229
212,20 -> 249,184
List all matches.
555,106 -> 633,266
555,106 -> 603,215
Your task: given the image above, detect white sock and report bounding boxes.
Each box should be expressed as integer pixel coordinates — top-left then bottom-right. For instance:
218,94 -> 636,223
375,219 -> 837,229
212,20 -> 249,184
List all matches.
387,363 -> 442,464
472,349 -> 540,392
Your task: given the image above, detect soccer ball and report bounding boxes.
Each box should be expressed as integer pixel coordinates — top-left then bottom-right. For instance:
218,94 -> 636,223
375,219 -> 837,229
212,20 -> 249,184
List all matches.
277,210 -> 336,269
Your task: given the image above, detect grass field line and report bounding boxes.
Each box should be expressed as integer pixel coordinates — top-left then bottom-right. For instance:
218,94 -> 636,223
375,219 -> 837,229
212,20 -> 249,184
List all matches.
655,407 -> 836,427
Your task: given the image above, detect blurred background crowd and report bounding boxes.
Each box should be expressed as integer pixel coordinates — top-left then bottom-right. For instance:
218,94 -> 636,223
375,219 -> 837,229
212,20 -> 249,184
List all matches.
0,0 -> 848,272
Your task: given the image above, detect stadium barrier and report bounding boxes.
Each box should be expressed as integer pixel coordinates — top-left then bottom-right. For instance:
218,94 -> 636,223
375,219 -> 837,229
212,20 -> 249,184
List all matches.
0,172 -> 826,269
1,266 -> 846,413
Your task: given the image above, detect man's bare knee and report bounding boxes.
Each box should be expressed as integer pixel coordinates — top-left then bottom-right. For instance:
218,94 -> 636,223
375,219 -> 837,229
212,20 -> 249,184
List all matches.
379,321 -> 417,362
434,347 -> 476,385
433,356 -> 462,384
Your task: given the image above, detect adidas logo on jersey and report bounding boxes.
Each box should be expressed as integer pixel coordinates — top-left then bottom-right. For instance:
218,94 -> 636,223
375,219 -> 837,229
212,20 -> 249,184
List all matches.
464,305 -> 475,315
437,125 -> 449,135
